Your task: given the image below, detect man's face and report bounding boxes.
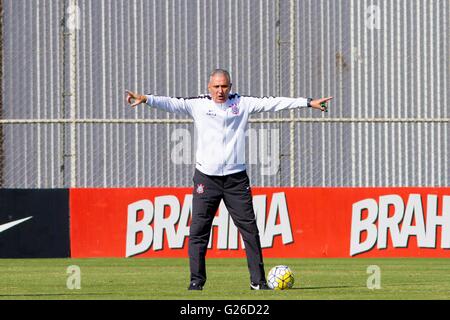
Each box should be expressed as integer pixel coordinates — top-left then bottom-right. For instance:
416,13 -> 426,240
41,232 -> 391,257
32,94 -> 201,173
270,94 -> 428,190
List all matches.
208,74 -> 231,104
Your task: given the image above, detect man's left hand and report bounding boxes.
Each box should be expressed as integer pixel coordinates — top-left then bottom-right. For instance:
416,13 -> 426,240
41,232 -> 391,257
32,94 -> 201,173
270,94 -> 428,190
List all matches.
311,96 -> 333,112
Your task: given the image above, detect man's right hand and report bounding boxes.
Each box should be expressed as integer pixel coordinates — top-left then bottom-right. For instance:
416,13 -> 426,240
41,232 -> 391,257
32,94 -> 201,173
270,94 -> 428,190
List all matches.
126,90 -> 147,108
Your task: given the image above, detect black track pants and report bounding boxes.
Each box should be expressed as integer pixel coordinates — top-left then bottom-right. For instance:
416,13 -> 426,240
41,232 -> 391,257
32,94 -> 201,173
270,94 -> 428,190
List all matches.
188,169 -> 266,285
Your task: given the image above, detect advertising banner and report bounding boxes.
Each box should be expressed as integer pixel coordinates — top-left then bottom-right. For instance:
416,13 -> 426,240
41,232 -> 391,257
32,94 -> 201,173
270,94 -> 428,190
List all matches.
0,189 -> 70,258
70,188 -> 450,258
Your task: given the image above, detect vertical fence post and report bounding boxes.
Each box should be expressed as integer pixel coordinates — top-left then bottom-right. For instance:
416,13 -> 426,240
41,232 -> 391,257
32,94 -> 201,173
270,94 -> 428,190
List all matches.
275,0 -> 282,186
60,0 -> 67,187
0,0 -> 4,187
289,0 -> 296,187
67,0 -> 78,188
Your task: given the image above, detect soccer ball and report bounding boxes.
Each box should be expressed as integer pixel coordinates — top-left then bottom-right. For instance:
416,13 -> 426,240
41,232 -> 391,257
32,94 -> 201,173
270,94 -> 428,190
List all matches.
267,265 -> 295,290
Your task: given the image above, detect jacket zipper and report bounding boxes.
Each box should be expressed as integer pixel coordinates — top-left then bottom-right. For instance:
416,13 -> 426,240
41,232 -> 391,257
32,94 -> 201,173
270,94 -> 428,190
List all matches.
222,108 -> 227,175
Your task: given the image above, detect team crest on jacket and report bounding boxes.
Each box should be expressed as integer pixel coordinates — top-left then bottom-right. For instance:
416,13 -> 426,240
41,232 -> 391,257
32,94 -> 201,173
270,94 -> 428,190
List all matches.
230,103 -> 239,115
196,184 -> 205,194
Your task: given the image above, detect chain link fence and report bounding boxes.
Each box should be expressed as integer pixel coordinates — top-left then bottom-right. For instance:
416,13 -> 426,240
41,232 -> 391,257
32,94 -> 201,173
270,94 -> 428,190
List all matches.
0,0 -> 449,188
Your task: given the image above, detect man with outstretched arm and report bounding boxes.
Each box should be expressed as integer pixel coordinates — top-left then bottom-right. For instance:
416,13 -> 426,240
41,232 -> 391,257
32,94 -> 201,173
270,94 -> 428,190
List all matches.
126,69 -> 332,290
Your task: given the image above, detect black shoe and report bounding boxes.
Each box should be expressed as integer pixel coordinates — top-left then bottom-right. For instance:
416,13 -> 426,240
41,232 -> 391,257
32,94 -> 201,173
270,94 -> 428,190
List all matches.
250,281 -> 272,290
188,282 -> 203,291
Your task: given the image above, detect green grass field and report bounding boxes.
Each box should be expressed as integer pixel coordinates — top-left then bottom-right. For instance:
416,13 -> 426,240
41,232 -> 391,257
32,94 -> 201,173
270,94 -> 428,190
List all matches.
0,258 -> 449,300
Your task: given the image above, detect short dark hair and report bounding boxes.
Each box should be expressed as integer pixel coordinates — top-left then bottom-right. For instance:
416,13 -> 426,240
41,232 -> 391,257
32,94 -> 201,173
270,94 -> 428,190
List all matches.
209,69 -> 232,84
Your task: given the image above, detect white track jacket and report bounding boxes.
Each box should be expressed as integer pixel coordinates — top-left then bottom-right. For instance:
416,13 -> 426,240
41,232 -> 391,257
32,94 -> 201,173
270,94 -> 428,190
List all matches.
145,93 -> 308,176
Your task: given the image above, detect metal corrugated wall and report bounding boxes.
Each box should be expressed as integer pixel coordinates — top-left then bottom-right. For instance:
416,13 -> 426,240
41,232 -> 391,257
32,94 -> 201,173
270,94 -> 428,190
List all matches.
2,0 -> 66,188
0,0 -> 449,188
